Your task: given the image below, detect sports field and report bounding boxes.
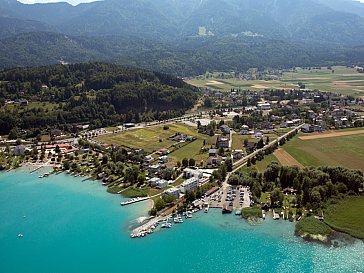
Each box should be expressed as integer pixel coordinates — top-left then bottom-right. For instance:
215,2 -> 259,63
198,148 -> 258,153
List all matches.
282,130 -> 364,171
187,66 -> 364,97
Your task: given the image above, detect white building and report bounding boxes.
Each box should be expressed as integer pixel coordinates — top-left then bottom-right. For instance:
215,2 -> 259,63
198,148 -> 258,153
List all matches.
164,187 -> 180,199
149,177 -> 160,186
156,179 -> 169,189
179,177 -> 199,193
183,168 -> 203,179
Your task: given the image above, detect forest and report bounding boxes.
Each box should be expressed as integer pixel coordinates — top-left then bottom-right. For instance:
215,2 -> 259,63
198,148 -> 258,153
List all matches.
0,63 -> 199,134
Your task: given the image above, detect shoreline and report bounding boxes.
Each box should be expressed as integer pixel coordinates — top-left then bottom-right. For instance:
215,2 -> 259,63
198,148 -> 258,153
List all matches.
3,167 -> 364,244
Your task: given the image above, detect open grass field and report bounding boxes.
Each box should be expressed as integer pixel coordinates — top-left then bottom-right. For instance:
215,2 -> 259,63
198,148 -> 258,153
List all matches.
282,131 -> 364,171
96,123 -> 214,155
187,66 -> 364,97
324,197 -> 364,239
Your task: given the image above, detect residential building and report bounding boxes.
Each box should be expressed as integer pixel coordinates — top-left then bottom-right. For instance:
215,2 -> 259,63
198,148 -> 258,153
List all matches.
156,179 -> 169,189
183,168 -> 203,179
149,177 -> 160,186
207,156 -> 222,165
164,187 -> 180,199
216,135 -> 229,148
179,177 -> 199,193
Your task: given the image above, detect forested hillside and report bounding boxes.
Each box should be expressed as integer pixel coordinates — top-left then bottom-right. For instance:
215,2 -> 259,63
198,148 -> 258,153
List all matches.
0,63 -> 199,134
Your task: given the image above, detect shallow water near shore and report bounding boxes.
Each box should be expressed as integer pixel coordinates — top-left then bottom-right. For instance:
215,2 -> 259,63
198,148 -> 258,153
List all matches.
1,168 -> 364,273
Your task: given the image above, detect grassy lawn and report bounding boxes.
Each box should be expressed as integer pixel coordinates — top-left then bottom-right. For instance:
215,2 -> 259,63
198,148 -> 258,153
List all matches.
241,206 -> 262,219
295,216 -> 333,236
95,123 -> 205,153
232,134 -> 246,150
169,139 -> 204,162
255,153 -> 280,173
282,132 -> 364,171
324,197 -> 364,239
121,187 -> 147,198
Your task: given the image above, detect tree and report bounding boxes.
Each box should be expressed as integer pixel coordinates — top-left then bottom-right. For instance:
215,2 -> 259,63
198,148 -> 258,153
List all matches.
188,158 -> 195,166
265,136 -> 270,145
8,128 -> 19,140
182,158 -> 189,168
225,158 -> 233,172
55,145 -> 61,154
247,158 -> 251,167
243,138 -> 248,147
270,188 -> 283,208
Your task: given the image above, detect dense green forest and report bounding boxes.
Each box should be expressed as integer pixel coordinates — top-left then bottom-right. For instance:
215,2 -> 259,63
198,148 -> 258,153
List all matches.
0,63 -> 199,134
2,32 -> 364,77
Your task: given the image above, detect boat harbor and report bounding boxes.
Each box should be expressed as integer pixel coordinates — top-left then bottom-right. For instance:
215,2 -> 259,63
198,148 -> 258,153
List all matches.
130,209 -> 199,239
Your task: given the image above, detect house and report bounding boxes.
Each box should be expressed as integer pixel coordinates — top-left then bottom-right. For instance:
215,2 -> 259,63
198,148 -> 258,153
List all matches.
301,124 -> 314,133
149,177 -> 160,186
209,149 -> 217,156
257,102 -> 271,110
164,187 -> 180,199
159,155 -> 169,163
255,131 -> 264,139
220,125 -> 230,134
179,177 -> 199,193
20,100 -> 29,107
307,110 -> 316,119
124,123 -> 135,128
183,168 -> 203,179
159,148 -> 170,155
13,145 -> 26,156
232,150 -> 243,160
148,164 -> 161,173
144,155 -> 154,163
205,186 -> 220,197
156,179 -> 169,189
207,156 -> 222,165
240,129 -> 250,135
216,135 -> 229,148
280,122 -> 288,128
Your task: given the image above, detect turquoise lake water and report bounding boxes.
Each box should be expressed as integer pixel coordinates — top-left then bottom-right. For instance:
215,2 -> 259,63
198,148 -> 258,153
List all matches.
1,169 -> 364,273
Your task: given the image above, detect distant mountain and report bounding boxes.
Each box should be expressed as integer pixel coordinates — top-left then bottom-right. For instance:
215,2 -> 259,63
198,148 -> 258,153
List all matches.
0,17 -> 53,38
1,0 -> 364,44
1,31 -> 364,76
1,0 -> 364,73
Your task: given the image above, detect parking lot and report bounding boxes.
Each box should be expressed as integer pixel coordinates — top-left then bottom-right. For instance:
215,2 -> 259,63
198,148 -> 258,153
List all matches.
207,185 -> 252,211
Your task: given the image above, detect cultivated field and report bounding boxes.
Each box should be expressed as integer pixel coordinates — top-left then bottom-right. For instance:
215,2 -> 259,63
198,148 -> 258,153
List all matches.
299,129 -> 364,140
282,131 -> 364,171
187,66 -> 364,97
273,148 -> 304,168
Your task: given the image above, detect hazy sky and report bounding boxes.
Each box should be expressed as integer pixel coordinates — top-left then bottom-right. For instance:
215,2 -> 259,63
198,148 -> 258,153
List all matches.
17,0 -> 364,5
18,0 -> 98,5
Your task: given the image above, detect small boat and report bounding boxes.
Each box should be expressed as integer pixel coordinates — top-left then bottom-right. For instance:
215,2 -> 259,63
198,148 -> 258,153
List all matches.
18,234 -> 23,237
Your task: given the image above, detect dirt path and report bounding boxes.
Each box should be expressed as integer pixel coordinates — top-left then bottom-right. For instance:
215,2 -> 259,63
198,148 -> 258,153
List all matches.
299,130 -> 364,140
273,148 -> 304,168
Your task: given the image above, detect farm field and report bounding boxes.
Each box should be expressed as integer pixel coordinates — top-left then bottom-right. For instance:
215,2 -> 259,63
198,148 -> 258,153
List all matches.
282,131 -> 364,171
273,148 -> 304,168
324,197 -> 364,239
187,66 -> 364,97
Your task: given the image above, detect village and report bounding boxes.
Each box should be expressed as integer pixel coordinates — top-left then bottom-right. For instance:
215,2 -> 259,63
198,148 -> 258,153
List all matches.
1,84 -> 364,239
